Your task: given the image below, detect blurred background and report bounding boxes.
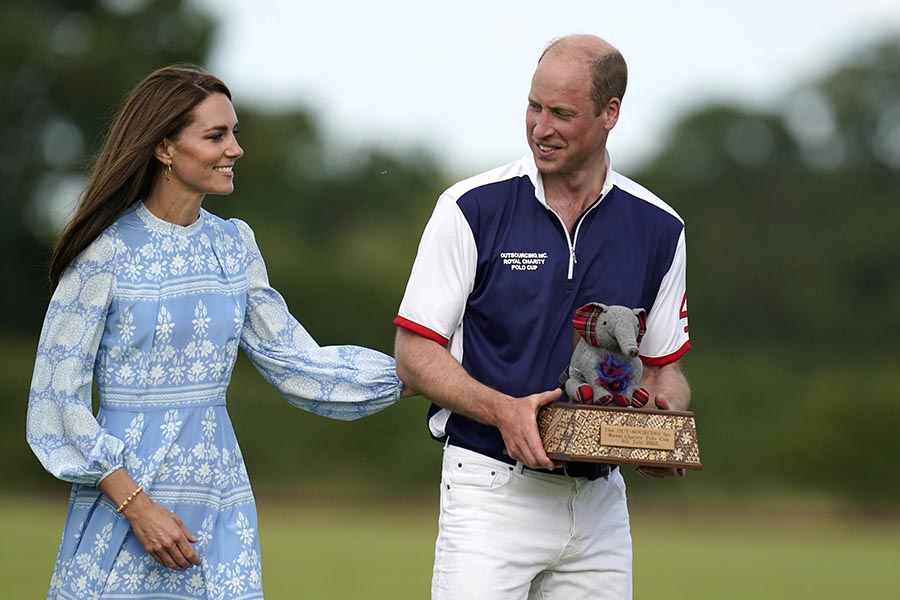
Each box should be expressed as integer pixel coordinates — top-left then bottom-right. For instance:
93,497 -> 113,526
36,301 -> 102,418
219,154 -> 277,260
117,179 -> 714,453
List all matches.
3,0 -> 900,597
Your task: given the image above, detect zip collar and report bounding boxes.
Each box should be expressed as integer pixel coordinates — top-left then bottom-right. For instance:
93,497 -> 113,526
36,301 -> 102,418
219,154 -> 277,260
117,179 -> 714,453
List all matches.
525,151 -> 615,280
526,150 -> 616,211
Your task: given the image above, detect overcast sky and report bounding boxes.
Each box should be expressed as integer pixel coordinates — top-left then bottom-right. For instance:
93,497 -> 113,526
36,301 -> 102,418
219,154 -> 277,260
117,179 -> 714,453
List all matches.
194,0 -> 900,175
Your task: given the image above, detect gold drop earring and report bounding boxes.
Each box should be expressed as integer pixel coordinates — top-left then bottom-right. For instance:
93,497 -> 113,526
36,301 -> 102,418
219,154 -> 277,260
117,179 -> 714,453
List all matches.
165,162 -> 173,181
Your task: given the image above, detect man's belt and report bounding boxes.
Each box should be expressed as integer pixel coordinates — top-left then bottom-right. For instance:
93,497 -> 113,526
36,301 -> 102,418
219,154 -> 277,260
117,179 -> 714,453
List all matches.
446,438 -> 615,481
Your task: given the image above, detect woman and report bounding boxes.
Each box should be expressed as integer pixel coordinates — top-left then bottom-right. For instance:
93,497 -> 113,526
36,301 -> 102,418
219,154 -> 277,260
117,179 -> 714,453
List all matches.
26,65 -> 405,599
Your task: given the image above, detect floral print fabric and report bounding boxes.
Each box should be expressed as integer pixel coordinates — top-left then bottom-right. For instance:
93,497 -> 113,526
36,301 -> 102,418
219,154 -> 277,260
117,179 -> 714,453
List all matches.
27,203 -> 402,599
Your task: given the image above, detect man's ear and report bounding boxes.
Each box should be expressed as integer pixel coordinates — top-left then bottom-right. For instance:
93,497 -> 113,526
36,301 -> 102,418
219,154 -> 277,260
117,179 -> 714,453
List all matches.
602,98 -> 621,131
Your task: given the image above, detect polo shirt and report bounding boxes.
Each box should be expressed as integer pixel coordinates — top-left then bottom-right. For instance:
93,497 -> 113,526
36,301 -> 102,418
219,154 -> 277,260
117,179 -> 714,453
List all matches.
395,154 -> 690,458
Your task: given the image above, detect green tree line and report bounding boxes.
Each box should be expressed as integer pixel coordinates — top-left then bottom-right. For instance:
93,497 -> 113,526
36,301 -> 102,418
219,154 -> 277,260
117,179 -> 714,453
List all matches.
3,0 -> 898,505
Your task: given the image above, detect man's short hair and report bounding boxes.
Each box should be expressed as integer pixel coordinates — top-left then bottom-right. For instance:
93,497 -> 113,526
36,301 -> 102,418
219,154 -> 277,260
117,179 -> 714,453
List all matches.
540,37 -> 628,115
588,51 -> 627,115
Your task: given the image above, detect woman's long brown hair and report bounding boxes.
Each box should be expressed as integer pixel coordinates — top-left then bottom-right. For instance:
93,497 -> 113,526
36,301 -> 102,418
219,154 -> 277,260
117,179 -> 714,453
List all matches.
48,65 -> 232,290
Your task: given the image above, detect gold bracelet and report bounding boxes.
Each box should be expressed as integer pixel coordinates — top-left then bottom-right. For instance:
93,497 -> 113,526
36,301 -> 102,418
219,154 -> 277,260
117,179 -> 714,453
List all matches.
115,485 -> 144,513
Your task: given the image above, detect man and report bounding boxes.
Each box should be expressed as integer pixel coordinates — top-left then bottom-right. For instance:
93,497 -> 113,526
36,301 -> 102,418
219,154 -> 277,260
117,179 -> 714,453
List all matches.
394,34 -> 691,599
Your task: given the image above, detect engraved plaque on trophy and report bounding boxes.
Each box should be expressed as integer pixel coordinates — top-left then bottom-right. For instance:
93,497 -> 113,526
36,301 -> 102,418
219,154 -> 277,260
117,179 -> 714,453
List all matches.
538,402 -> 702,470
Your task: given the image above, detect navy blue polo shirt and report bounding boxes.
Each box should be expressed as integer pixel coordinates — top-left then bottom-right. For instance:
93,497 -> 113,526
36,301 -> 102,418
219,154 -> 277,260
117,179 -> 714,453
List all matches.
395,154 -> 689,458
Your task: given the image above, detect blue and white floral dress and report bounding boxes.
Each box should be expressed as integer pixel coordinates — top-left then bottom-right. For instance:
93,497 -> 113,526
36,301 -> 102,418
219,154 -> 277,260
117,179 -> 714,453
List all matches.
26,203 -> 402,599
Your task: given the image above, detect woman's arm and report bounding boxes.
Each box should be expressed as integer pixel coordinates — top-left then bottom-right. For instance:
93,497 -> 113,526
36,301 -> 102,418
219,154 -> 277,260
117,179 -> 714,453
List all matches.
26,231 -> 200,570
26,232 -> 124,484
233,219 -> 403,419
99,468 -> 201,571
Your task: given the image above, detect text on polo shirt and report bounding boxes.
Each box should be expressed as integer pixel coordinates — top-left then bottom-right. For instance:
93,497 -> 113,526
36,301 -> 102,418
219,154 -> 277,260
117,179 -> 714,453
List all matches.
500,252 -> 549,271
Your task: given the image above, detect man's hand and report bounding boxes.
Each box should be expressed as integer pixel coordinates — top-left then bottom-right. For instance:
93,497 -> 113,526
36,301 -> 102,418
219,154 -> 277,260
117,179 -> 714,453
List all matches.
395,328 -> 563,469
635,393 -> 686,479
493,388 -> 562,470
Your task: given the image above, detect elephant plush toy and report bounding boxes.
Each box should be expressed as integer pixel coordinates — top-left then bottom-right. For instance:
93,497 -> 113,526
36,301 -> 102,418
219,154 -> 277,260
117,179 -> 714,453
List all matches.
560,303 -> 651,408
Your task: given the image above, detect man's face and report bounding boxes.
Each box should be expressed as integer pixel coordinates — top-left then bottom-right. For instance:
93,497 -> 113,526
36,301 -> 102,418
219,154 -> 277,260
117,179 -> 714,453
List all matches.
525,53 -> 614,179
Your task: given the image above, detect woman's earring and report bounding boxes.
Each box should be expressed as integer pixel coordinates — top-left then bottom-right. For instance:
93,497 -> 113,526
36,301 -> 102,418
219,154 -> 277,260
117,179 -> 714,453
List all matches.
165,163 -> 172,181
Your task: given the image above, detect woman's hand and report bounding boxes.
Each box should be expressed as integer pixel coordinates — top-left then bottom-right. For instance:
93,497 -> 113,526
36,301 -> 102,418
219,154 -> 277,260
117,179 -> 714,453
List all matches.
122,494 -> 202,570
99,468 -> 201,570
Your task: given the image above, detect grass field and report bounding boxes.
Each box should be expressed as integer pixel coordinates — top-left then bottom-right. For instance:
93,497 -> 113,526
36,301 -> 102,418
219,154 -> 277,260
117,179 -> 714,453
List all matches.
3,494 -> 899,599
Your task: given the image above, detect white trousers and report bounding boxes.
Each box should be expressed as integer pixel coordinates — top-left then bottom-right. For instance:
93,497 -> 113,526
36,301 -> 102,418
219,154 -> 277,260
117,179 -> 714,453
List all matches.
432,444 -> 632,600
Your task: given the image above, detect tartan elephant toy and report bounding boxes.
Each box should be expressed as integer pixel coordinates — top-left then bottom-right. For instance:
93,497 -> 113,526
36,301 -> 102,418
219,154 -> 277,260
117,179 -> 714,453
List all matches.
560,303 -> 651,408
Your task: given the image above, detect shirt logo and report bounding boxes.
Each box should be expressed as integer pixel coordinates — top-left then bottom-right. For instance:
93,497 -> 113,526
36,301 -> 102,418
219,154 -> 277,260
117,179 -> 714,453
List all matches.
499,251 -> 549,272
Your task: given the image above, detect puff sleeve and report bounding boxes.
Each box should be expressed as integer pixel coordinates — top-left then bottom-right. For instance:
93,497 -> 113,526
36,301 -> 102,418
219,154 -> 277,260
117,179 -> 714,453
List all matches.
26,231 -> 125,485
233,219 -> 402,420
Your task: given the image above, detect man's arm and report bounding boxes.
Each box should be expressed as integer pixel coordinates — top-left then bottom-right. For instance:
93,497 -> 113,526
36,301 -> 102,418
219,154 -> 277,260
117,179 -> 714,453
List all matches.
641,361 -> 690,412
394,328 -> 560,469
637,360 -> 691,478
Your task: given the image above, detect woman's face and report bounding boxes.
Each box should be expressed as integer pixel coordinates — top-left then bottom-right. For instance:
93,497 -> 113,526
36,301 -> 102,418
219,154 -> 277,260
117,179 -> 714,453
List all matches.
163,93 -> 243,197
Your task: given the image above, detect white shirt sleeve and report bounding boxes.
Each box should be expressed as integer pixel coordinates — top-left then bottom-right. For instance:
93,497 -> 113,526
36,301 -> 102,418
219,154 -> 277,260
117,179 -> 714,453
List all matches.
641,228 -> 691,365
395,192 -> 478,346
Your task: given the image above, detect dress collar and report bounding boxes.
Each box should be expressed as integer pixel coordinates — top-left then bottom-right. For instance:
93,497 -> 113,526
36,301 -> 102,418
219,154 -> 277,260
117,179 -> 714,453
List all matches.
135,202 -> 205,236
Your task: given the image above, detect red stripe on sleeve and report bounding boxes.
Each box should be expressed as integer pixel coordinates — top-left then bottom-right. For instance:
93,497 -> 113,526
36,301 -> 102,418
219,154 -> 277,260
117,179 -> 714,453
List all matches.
393,316 -> 449,347
640,341 -> 691,366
